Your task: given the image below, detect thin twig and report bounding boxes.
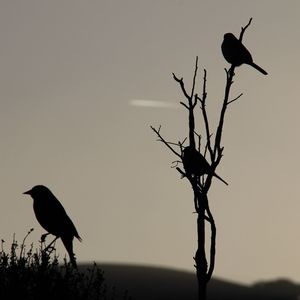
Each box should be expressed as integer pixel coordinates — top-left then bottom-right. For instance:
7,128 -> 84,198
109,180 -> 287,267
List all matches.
239,18 -> 252,41
198,69 -> 213,160
227,93 -> 243,105
193,94 -> 198,108
180,102 -> 189,109
179,137 -> 188,148
171,160 -> 182,168
150,126 -> 181,158
194,131 -> 201,152
176,167 -> 186,177
172,73 -> 190,100
187,57 -> 199,148
160,140 -> 182,147
190,56 -> 199,102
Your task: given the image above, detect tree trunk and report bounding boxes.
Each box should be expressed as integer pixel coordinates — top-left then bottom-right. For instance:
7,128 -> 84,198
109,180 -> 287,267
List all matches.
195,192 -> 208,300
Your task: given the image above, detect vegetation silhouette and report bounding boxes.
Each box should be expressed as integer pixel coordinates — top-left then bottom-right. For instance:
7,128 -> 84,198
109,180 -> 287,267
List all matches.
221,32 -> 268,75
23,185 -> 82,268
0,230 -> 108,300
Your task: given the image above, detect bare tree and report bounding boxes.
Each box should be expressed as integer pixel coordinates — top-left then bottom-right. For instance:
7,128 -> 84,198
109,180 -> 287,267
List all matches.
151,19 -> 258,299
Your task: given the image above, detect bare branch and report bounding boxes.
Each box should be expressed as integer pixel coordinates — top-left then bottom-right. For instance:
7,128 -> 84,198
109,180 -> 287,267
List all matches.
224,68 -> 229,79
172,73 -> 190,100
176,167 -> 186,177
205,198 -> 216,282
190,56 -> 199,102
197,69 -> 213,160
187,57 -> 200,148
180,137 -> 188,147
214,65 -> 233,158
194,131 -> 201,152
193,194 -> 199,212
171,160 -> 182,168
173,59 -> 199,149
204,215 -> 210,222
163,141 -> 182,147
227,93 -> 243,105
193,94 -> 198,108
239,17 -> 253,41
150,126 -> 181,158
180,101 -> 189,109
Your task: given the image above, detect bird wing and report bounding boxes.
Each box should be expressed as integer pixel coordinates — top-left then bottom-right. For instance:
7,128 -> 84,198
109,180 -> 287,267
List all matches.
195,153 -> 211,175
34,196 -> 81,240
222,35 -> 253,66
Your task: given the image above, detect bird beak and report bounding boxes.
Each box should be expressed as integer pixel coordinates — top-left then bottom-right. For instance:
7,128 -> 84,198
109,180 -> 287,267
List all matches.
23,190 -> 31,195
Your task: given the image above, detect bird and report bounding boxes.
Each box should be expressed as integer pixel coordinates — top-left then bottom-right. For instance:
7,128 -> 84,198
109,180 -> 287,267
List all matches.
182,146 -> 228,185
23,185 -> 82,268
221,32 -> 268,75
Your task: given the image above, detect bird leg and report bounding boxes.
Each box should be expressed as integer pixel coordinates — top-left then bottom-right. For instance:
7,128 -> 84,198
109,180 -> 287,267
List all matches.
44,236 -> 59,252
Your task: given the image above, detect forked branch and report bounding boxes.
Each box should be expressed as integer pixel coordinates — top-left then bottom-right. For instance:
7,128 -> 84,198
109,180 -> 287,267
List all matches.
150,126 -> 181,158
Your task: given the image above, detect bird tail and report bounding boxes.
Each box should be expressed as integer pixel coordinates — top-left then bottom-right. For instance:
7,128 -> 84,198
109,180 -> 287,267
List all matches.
61,236 -> 78,268
213,173 -> 228,186
249,62 -> 268,75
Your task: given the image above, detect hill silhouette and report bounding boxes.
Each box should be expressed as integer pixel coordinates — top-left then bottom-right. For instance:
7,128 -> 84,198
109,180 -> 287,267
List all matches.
79,263 -> 300,300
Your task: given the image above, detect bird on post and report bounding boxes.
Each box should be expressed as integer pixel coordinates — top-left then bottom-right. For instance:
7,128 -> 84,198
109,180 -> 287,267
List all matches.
23,185 -> 82,268
221,33 -> 268,75
182,146 -> 228,185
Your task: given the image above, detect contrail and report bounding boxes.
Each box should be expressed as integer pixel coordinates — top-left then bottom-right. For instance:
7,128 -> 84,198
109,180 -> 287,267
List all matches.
129,99 -> 179,109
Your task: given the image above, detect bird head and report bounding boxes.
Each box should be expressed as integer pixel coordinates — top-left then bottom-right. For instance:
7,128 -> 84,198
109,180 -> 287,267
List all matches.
182,146 -> 198,167
182,146 -> 200,160
182,145 -> 193,156
23,185 -> 51,198
224,32 -> 237,41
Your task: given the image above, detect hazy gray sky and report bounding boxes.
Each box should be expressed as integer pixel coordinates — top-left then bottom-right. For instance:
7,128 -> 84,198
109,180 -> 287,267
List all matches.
0,0 -> 299,284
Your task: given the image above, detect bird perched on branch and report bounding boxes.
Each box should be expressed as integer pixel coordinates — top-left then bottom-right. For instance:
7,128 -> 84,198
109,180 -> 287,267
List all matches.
221,33 -> 268,75
182,146 -> 228,185
23,185 -> 82,268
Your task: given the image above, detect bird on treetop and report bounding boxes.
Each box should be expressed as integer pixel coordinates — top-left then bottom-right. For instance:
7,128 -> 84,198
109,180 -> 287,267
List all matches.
221,32 -> 268,75
182,146 -> 228,185
23,185 -> 82,268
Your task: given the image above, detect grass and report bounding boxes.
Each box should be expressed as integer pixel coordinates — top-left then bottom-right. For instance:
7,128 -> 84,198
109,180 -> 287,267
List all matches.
0,229 -> 131,300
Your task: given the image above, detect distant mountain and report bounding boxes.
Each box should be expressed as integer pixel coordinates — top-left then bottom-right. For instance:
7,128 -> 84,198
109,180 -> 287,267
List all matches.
79,263 -> 300,300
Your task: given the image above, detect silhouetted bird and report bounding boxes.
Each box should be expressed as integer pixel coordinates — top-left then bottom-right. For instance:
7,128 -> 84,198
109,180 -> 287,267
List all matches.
23,185 -> 82,268
182,146 -> 228,185
221,33 -> 268,75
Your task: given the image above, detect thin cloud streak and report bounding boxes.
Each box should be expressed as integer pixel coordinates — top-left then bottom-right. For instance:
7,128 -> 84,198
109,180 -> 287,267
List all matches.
130,99 -> 179,109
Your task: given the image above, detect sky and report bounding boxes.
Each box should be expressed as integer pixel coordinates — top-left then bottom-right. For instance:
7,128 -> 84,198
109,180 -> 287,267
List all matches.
0,0 -> 299,285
